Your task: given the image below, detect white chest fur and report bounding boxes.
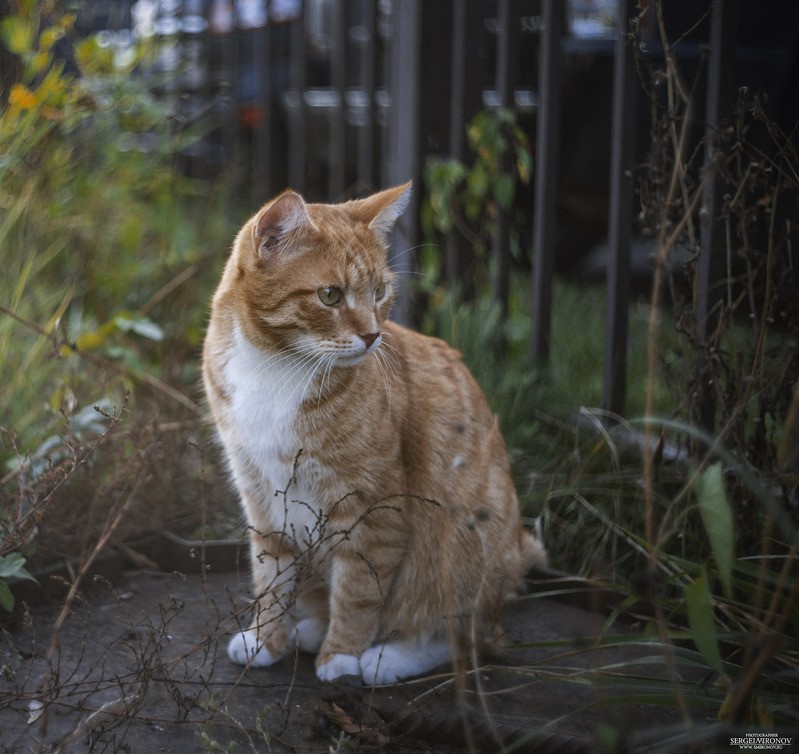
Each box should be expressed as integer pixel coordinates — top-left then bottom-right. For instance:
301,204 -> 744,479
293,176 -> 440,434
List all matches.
222,323 -> 330,546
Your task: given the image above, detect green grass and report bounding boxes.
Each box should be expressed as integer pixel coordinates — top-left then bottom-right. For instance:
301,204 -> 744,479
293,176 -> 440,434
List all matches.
423,277 -> 799,735
423,280 -> 641,569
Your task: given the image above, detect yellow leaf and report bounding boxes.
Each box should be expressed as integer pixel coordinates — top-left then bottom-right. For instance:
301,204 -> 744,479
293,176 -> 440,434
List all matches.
8,83 -> 37,110
75,319 -> 118,351
0,16 -> 32,56
27,50 -> 51,77
40,17 -> 74,52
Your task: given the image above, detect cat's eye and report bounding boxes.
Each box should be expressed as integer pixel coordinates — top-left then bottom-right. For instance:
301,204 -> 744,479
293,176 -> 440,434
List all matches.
318,285 -> 343,306
375,282 -> 387,301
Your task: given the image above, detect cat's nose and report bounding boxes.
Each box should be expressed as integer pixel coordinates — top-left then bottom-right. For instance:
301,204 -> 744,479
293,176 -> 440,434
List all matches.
360,332 -> 380,349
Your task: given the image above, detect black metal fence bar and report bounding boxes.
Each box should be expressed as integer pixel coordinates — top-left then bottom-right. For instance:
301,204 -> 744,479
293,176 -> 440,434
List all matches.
287,12 -> 307,193
602,0 -> 637,415
355,0 -> 377,190
530,0 -> 563,361
385,0 -> 421,325
491,0 -> 518,315
329,0 -> 347,199
253,22 -> 272,201
695,0 -> 737,432
445,0 -> 481,295
218,26 -> 238,186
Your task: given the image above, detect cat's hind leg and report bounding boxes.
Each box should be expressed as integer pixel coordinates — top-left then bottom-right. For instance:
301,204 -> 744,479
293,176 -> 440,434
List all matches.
230,616 -> 326,664
292,617 -> 327,652
359,636 -> 452,685
289,579 -> 328,653
229,614 -> 326,665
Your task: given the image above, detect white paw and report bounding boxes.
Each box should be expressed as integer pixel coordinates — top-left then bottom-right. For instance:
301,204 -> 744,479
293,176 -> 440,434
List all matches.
227,631 -> 280,667
293,617 -> 326,653
360,639 -> 451,686
316,653 -> 361,682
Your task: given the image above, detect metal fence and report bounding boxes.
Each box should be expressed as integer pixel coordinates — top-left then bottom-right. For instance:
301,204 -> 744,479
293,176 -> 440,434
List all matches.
63,0 -> 798,422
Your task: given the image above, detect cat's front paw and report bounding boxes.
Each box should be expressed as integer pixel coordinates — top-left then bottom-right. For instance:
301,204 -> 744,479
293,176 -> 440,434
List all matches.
316,653 -> 361,682
359,644 -> 404,685
360,639 -> 451,686
227,630 -> 281,667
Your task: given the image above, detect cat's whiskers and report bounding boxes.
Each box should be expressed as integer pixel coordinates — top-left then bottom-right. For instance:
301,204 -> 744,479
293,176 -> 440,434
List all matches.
267,348 -> 325,420
317,352 -> 337,410
246,341 -> 317,384
304,353 -> 336,436
298,354 -> 330,434
378,332 -> 406,368
373,347 -> 393,413
257,346 -> 318,396
254,348 -> 323,435
387,242 -> 430,265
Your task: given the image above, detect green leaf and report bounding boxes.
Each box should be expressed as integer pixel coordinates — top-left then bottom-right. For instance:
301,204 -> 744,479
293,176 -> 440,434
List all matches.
0,554 -> 36,611
693,463 -> 734,598
494,173 -> 515,210
466,163 -> 488,199
0,580 -> 13,612
516,147 -> 532,184
114,315 -> 164,342
0,16 -> 33,56
684,570 -> 724,675
0,552 -> 35,580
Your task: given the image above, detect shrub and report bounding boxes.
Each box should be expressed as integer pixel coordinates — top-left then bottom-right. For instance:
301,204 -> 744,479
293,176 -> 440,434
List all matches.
0,5 -> 236,574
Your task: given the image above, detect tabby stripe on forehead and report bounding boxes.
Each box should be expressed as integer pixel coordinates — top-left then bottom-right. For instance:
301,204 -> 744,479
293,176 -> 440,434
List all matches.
344,251 -> 375,285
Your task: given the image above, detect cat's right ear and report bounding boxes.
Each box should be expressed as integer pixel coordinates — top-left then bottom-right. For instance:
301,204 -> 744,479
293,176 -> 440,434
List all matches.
253,191 -> 313,263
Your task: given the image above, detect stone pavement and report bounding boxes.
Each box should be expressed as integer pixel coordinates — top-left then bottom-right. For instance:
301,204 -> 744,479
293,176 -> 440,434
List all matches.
0,535 -> 721,753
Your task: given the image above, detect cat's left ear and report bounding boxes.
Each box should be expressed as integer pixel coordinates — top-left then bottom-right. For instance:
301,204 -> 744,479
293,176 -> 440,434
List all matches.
253,191 -> 313,263
351,181 -> 412,241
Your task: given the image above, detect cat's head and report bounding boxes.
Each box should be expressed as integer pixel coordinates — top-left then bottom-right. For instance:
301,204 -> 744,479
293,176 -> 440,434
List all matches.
231,182 -> 411,366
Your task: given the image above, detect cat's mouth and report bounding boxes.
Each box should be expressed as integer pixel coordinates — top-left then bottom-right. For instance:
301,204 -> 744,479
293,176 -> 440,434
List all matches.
332,336 -> 381,367
335,354 -> 367,367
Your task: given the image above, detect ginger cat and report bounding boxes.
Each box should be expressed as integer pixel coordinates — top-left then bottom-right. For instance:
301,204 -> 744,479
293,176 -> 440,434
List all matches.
202,183 -> 546,685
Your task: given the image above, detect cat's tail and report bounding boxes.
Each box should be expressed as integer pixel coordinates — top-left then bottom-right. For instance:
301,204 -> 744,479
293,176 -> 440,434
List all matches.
505,524 -> 548,601
521,520 -> 548,572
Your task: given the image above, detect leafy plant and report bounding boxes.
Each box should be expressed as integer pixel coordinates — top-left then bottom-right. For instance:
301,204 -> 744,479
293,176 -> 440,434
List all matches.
0,4 -> 236,570
0,552 -> 35,612
421,108 -> 532,293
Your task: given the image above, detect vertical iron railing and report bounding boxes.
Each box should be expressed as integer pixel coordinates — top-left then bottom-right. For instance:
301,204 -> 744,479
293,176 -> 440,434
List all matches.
287,15 -> 306,191
603,0 -> 637,416
491,0 -> 519,315
127,0 -> 739,422
530,0 -> 563,362
328,0 -> 347,199
384,0 -> 421,326
694,0 -> 737,434
445,0 -> 482,298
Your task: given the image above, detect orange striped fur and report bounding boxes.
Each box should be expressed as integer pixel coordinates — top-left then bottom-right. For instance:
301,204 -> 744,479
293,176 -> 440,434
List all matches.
202,183 -> 546,685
